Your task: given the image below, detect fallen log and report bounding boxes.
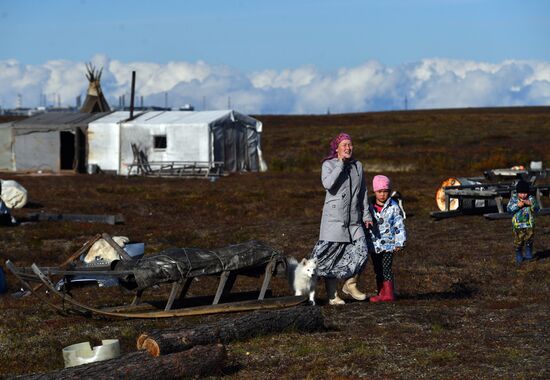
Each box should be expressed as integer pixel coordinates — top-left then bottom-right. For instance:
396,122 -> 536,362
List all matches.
15,344 -> 225,380
138,305 -> 326,357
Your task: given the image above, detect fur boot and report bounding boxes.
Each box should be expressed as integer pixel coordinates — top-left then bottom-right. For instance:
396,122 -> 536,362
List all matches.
342,275 -> 366,301
326,278 -> 345,305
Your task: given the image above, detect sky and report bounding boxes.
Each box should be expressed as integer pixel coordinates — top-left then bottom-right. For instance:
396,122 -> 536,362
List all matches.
1,0 -> 549,113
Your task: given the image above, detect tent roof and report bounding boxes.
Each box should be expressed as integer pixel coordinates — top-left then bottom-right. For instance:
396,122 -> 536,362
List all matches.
123,110 -> 262,130
88,111 -> 133,125
12,112 -> 111,132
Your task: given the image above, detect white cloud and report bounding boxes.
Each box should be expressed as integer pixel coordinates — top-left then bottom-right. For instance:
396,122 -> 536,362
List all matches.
0,56 -> 549,113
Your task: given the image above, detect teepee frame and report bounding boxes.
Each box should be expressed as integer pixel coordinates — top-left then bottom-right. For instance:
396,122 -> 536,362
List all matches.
80,63 -> 111,113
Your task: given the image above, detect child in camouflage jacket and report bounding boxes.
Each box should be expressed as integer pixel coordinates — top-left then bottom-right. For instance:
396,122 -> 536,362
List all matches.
507,180 -> 540,265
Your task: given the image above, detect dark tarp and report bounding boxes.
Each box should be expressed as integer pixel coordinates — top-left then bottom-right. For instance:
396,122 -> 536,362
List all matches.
211,117 -> 261,172
114,240 -> 283,291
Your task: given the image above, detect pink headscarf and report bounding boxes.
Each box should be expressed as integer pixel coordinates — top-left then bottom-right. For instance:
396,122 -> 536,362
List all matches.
323,132 -> 352,162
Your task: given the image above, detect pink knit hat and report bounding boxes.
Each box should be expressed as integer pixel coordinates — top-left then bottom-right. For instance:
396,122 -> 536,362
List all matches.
373,175 -> 391,192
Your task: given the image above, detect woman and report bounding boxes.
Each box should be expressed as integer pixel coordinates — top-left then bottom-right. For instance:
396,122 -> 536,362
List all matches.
310,132 -> 372,305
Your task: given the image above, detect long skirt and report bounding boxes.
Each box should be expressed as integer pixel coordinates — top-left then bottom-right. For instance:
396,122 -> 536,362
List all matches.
310,237 -> 369,279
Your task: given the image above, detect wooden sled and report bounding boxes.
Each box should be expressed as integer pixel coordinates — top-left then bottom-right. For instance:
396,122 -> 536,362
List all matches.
6,237 -> 306,318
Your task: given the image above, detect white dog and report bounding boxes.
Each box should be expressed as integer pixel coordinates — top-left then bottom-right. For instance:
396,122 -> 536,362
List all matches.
287,257 -> 318,305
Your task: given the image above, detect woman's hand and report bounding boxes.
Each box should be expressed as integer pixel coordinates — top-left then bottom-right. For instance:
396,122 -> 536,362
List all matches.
364,220 -> 373,229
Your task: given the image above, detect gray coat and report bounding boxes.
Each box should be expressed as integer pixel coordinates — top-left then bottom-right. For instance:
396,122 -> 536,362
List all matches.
319,158 -> 372,243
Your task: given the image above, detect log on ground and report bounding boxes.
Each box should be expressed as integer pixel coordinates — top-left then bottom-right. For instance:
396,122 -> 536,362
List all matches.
138,305 -> 326,357
15,344 -> 225,380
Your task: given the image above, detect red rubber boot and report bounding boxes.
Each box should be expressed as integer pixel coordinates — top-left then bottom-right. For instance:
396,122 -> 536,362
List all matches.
378,281 -> 395,302
369,280 -> 384,302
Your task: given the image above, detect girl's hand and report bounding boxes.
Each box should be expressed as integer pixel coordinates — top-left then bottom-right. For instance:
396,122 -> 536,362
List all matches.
364,221 -> 373,229
394,247 -> 403,252
523,199 -> 531,206
518,200 -> 524,207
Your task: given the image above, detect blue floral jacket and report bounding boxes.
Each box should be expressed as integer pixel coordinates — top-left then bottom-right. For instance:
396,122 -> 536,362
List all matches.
367,198 -> 407,253
506,193 -> 539,229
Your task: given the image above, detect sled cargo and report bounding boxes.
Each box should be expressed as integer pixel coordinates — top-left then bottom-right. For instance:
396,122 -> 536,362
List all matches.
6,234 -> 305,318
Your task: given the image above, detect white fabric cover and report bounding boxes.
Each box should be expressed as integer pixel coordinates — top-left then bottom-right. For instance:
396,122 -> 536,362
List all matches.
0,180 -> 28,209
83,236 -> 130,264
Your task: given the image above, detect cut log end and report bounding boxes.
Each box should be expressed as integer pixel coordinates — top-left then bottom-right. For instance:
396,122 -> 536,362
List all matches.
142,338 -> 161,357
136,333 -> 148,350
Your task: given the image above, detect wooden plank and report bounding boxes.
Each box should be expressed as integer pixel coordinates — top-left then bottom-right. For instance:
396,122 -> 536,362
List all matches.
536,188 -> 543,208
165,280 -> 184,311
495,196 -> 504,213
27,213 -> 124,225
484,208 -> 550,219
258,259 -> 276,300
445,189 -> 499,198
213,271 -> 230,305
483,212 -> 511,220
430,210 -> 463,219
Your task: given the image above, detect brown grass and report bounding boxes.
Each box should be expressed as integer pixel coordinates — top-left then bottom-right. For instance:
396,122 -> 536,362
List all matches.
1,106 -> 550,378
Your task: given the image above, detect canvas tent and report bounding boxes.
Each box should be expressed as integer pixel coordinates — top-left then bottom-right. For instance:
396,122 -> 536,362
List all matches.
87,110 -> 267,175
0,112 -> 108,172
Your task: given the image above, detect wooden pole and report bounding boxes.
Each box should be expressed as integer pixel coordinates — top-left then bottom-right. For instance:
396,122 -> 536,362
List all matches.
129,71 -> 136,120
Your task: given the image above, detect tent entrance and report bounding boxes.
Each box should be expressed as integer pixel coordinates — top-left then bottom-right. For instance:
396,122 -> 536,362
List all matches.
60,131 -> 75,170
60,129 -> 86,172
76,128 -> 86,173
212,120 -> 260,172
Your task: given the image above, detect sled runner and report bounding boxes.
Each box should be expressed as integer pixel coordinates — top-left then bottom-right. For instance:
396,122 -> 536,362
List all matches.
6,235 -> 306,318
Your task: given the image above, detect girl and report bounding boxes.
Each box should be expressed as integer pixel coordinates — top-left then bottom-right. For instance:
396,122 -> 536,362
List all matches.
368,175 -> 406,302
310,132 -> 373,305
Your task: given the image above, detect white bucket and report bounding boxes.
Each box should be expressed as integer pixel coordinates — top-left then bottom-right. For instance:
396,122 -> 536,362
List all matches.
62,339 -> 121,368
